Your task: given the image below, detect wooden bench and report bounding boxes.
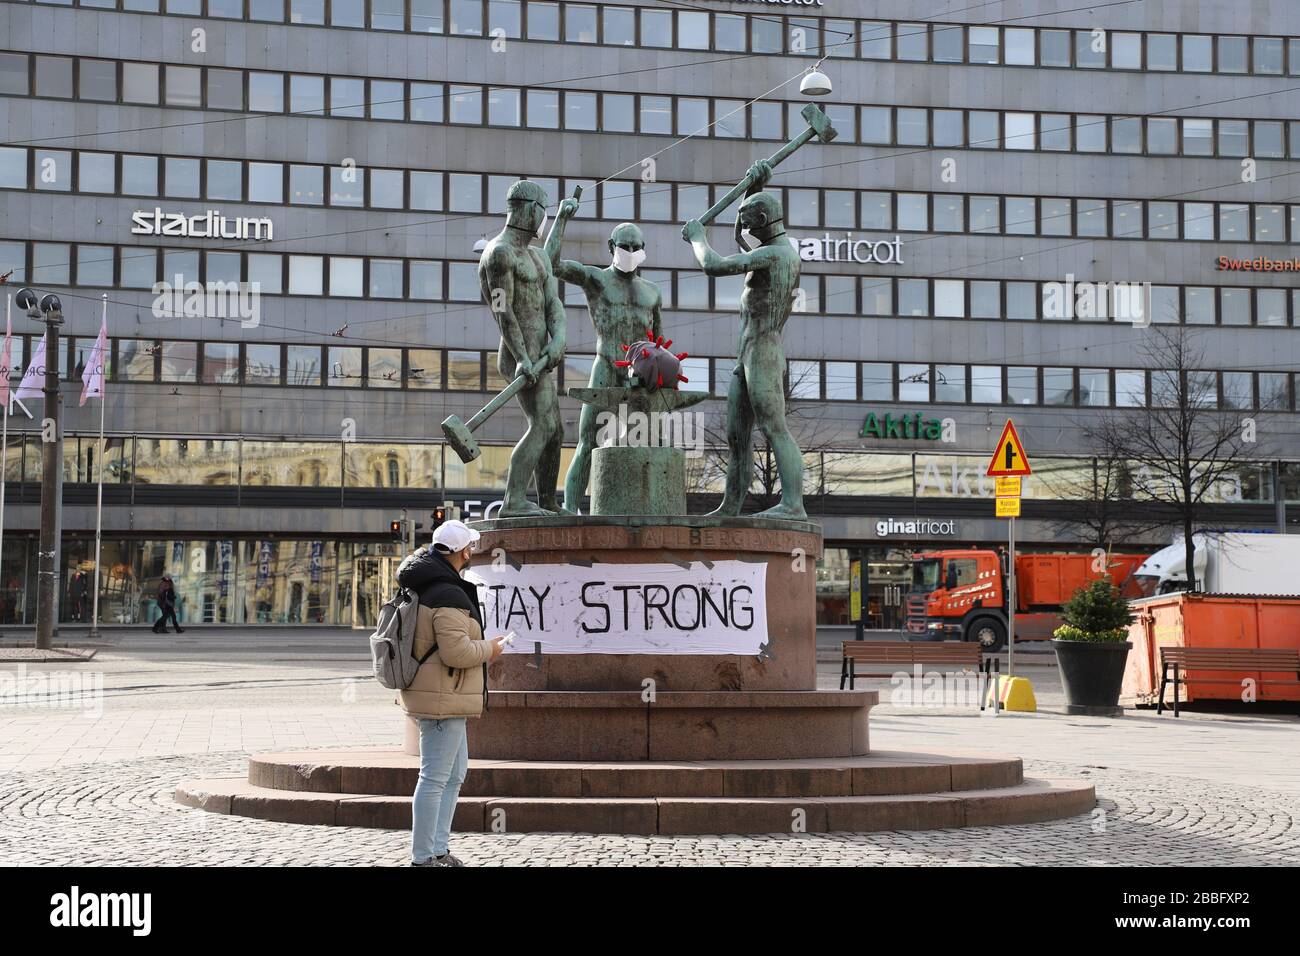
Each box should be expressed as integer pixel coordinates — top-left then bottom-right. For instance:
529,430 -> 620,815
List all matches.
1158,646 -> 1300,716
840,641 -> 999,710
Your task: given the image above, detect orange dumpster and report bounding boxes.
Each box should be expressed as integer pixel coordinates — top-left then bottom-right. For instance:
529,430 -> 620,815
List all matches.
1124,593 -> 1300,705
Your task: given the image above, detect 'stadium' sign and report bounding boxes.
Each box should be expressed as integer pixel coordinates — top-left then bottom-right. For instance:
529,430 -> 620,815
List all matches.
131,208 -> 274,241
861,411 -> 942,440
466,561 -> 768,654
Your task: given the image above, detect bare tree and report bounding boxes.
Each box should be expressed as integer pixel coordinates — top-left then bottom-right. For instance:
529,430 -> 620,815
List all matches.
1081,325 -> 1255,592
1041,453 -> 1173,549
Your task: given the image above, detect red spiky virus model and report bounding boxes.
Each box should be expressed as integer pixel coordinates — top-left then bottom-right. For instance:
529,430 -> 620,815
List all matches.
616,329 -> 691,390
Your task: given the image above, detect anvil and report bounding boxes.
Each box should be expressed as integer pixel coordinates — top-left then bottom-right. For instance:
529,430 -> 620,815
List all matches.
566,382 -> 712,416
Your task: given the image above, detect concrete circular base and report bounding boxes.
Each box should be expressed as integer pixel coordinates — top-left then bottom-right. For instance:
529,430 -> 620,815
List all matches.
407,690 -> 877,761
176,747 -> 1097,835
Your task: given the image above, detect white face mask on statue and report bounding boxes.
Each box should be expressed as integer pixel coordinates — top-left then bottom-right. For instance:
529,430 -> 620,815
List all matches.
612,247 -> 647,273
535,212 -> 548,239
739,228 -> 763,251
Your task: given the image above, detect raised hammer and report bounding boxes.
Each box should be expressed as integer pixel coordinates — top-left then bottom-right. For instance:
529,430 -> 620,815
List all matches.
694,103 -> 838,227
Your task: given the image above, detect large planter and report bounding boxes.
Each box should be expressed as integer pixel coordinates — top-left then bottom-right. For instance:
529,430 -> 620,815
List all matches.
1052,639 -> 1132,717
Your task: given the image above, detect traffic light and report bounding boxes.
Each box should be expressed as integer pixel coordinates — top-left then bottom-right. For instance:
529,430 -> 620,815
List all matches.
432,506 -> 447,529
389,519 -> 405,541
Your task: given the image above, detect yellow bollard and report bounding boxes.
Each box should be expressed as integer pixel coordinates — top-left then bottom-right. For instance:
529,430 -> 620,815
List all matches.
987,675 -> 1037,712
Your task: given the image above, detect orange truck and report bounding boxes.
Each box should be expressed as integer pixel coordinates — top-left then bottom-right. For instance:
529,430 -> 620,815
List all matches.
904,549 -> 1149,650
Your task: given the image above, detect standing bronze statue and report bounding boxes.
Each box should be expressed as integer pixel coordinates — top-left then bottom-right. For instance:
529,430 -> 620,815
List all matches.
544,200 -> 663,511
682,160 -> 806,520
476,180 -> 569,517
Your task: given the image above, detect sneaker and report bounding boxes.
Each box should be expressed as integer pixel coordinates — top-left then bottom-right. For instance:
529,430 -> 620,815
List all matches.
438,853 -> 466,867
410,857 -> 447,867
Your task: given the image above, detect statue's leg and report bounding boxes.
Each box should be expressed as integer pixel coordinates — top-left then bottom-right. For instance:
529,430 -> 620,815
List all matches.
746,350 -> 806,520
533,372 -> 570,514
706,366 -> 754,517
501,373 -> 550,518
563,401 -> 599,513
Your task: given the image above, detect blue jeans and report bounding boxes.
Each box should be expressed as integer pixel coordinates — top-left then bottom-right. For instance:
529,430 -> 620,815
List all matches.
411,717 -> 468,862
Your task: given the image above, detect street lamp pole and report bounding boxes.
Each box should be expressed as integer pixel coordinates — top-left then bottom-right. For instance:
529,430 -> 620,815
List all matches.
17,289 -> 63,650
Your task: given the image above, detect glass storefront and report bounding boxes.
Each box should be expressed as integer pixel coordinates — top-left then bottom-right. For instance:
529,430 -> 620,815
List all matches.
817,546 -> 914,629
0,535 -> 408,627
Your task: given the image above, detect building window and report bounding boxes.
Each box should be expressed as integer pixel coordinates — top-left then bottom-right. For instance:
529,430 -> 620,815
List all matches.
368,348 -> 403,389
1006,367 -> 1037,404
898,364 -> 930,403
407,349 -> 442,390
290,165 -> 324,205
413,0 -> 444,32
248,72 -> 283,112
285,345 -> 320,386
245,344 -> 282,385
79,59 -> 117,102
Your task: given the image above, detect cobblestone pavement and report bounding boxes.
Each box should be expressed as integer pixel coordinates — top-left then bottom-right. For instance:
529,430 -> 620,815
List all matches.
2,646 -> 1298,866
1,750 -> 1298,866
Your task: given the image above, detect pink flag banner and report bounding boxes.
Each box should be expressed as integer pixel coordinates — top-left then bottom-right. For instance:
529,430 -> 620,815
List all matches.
14,332 -> 46,401
81,313 -> 107,406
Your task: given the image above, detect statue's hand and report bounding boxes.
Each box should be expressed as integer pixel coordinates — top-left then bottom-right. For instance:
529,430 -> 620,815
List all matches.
518,358 -> 541,386
557,198 -> 580,221
681,219 -> 704,243
748,159 -> 773,189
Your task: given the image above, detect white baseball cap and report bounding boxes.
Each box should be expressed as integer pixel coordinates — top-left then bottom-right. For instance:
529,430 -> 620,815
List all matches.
432,519 -> 481,554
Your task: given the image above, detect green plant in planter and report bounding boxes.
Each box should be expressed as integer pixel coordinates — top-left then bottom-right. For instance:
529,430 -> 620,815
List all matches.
1053,578 -> 1134,643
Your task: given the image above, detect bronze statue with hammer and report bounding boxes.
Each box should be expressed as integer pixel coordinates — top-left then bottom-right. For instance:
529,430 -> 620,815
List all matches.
466,179 -> 570,517
680,103 -> 837,521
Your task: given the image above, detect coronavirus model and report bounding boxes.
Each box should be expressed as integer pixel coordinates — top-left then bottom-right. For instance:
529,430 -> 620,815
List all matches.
616,329 -> 690,390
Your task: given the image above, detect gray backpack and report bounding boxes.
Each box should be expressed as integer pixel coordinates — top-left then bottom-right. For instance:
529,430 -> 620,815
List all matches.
369,587 -> 436,690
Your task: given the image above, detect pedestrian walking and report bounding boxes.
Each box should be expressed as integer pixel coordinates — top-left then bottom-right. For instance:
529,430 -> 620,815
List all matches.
152,575 -> 184,634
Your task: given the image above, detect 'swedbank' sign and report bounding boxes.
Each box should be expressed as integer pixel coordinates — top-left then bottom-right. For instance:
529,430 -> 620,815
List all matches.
466,561 -> 768,655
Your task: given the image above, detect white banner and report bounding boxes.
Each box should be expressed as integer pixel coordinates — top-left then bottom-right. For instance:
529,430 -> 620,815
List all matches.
465,560 -> 768,655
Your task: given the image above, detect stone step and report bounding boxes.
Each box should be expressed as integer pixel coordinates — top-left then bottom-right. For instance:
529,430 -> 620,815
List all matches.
247,748 -> 1023,798
174,776 -> 1095,835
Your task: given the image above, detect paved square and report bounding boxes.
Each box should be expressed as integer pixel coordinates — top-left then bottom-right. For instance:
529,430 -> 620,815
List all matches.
1,631 -> 1297,866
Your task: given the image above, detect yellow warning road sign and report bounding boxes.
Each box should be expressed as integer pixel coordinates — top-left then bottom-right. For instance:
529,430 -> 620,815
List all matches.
986,420 -> 1033,477
996,497 -> 1021,517
994,476 -> 1022,498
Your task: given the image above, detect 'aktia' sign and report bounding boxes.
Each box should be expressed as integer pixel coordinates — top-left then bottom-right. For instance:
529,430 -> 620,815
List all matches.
131,208 -> 274,241
861,411 -> 946,440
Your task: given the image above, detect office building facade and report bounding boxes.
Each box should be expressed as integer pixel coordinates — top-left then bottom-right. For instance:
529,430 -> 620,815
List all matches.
0,0 -> 1297,629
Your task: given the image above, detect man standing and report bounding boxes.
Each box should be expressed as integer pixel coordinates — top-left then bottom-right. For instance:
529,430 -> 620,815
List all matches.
477,180 -> 568,517
544,200 -> 662,511
681,160 -> 806,519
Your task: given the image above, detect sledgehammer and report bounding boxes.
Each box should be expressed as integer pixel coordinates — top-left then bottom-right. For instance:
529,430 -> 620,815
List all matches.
441,374 -> 530,463
694,103 -> 838,227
